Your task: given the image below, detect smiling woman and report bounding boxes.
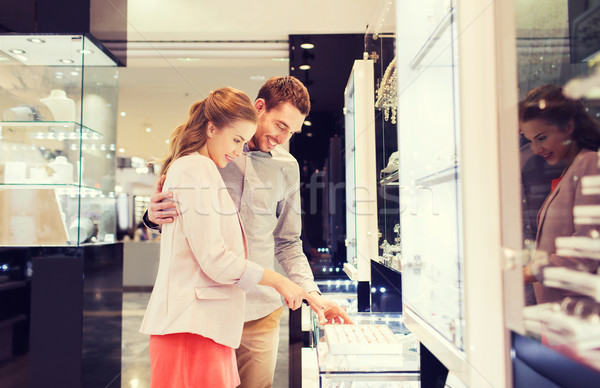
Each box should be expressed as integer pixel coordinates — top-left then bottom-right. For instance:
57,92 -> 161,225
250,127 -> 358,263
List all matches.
519,84 -> 600,304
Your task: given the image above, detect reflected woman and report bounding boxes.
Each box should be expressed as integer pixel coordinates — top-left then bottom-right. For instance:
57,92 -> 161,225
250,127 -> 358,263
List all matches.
520,84 -> 600,304
139,87 -> 319,387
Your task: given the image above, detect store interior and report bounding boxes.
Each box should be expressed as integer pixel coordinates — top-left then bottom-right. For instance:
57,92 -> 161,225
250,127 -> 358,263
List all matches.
1,0 -> 600,387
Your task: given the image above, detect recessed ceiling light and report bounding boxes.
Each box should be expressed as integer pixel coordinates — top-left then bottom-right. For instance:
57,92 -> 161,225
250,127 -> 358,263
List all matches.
304,120 -> 312,126
118,148 -> 125,153
27,38 -> 46,44
10,49 -> 26,54
70,71 -> 79,76
145,127 -> 152,133
299,64 -> 311,70
120,112 -> 127,117
300,43 -> 315,49
78,49 -> 94,55
59,59 -> 74,64
165,139 -> 170,144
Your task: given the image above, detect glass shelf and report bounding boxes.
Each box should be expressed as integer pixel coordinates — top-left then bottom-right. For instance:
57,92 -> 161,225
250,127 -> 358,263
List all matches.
0,183 -> 110,197
0,121 -> 103,140
379,171 -> 399,186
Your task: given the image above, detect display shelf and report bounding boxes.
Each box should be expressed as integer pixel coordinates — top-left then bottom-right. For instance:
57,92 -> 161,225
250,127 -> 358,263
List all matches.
342,262 -> 358,281
409,7 -> 453,70
379,171 -> 399,186
414,163 -> 458,187
0,184 -> 107,197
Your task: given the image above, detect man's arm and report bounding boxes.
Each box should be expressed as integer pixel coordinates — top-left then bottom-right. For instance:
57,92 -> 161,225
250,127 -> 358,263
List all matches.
143,175 -> 178,231
274,165 -> 353,324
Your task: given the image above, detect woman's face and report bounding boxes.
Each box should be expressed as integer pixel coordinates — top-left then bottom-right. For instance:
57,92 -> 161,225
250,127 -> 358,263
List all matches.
206,120 -> 257,168
520,118 -> 577,166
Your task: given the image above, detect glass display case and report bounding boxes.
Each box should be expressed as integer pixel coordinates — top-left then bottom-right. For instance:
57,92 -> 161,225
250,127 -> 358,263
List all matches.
343,59 -> 377,284
393,0 -> 517,386
309,311 -> 419,388
395,0 -> 464,350
365,0 -> 403,276
0,34 -> 119,246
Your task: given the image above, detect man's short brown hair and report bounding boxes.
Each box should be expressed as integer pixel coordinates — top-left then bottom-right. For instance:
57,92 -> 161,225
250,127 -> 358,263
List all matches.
256,76 -> 310,116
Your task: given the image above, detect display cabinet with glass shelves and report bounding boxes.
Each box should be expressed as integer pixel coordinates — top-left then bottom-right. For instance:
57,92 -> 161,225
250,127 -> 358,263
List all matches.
309,311 -> 419,388
343,59 -> 378,309
0,33 -> 123,387
0,34 -> 119,247
393,0 -> 520,386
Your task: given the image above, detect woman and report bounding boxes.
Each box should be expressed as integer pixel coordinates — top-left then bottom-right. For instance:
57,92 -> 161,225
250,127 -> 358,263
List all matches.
520,84 -> 600,304
140,87 -> 318,387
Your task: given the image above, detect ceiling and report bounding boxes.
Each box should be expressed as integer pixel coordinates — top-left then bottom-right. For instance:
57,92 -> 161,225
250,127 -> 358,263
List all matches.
116,0 -> 391,160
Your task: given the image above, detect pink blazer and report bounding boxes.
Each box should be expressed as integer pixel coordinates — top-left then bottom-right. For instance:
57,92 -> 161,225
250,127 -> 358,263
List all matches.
140,153 -> 264,348
533,149 -> 600,304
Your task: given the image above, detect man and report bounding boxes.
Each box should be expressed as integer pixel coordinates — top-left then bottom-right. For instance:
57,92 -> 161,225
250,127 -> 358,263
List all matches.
144,76 -> 352,388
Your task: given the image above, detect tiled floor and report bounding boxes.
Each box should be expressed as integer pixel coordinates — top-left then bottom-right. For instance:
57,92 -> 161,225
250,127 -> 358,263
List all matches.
120,292 -> 290,388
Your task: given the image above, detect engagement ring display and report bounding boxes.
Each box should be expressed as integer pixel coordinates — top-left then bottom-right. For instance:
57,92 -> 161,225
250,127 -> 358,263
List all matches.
324,324 -> 402,355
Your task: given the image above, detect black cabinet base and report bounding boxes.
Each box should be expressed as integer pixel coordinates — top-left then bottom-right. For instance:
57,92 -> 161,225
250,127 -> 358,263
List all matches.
0,244 -> 123,388
420,342 -> 448,388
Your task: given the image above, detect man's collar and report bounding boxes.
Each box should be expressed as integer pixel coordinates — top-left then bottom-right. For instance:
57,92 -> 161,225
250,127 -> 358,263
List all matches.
244,143 -> 273,158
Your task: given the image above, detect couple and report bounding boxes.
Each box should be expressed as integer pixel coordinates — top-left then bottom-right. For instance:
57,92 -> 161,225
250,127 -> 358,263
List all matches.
140,77 -> 352,387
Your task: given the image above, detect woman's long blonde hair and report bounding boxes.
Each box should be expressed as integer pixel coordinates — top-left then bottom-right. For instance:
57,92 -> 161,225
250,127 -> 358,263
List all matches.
160,87 -> 257,175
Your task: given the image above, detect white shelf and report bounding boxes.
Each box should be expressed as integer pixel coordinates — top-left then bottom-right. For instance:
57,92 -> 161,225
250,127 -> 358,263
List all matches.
414,164 -> 458,187
343,262 -> 359,281
0,121 -> 103,139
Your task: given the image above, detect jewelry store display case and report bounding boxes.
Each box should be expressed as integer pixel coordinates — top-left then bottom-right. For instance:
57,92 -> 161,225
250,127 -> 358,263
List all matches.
0,34 -> 123,387
343,59 -> 378,311
309,311 -> 419,388
393,0 -> 521,386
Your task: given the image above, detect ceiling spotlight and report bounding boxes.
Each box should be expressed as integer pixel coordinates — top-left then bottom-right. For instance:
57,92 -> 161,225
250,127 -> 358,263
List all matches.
165,139 -> 170,144
118,148 -> 125,153
9,49 -> 26,54
59,59 -> 74,64
120,112 -> 127,117
304,120 -> 312,126
300,43 -> 315,49
78,49 -> 94,55
145,127 -> 152,133
299,64 -> 311,70
27,38 -> 46,44
70,71 -> 79,76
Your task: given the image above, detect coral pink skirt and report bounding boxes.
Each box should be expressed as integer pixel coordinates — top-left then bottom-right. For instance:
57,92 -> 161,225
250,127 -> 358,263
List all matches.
149,333 -> 240,388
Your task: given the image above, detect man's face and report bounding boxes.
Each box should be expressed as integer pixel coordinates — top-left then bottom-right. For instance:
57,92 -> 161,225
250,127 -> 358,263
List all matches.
248,99 -> 305,152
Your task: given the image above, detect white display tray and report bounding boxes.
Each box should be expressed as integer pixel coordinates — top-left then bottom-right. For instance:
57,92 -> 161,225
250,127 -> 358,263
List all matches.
324,324 -> 403,355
